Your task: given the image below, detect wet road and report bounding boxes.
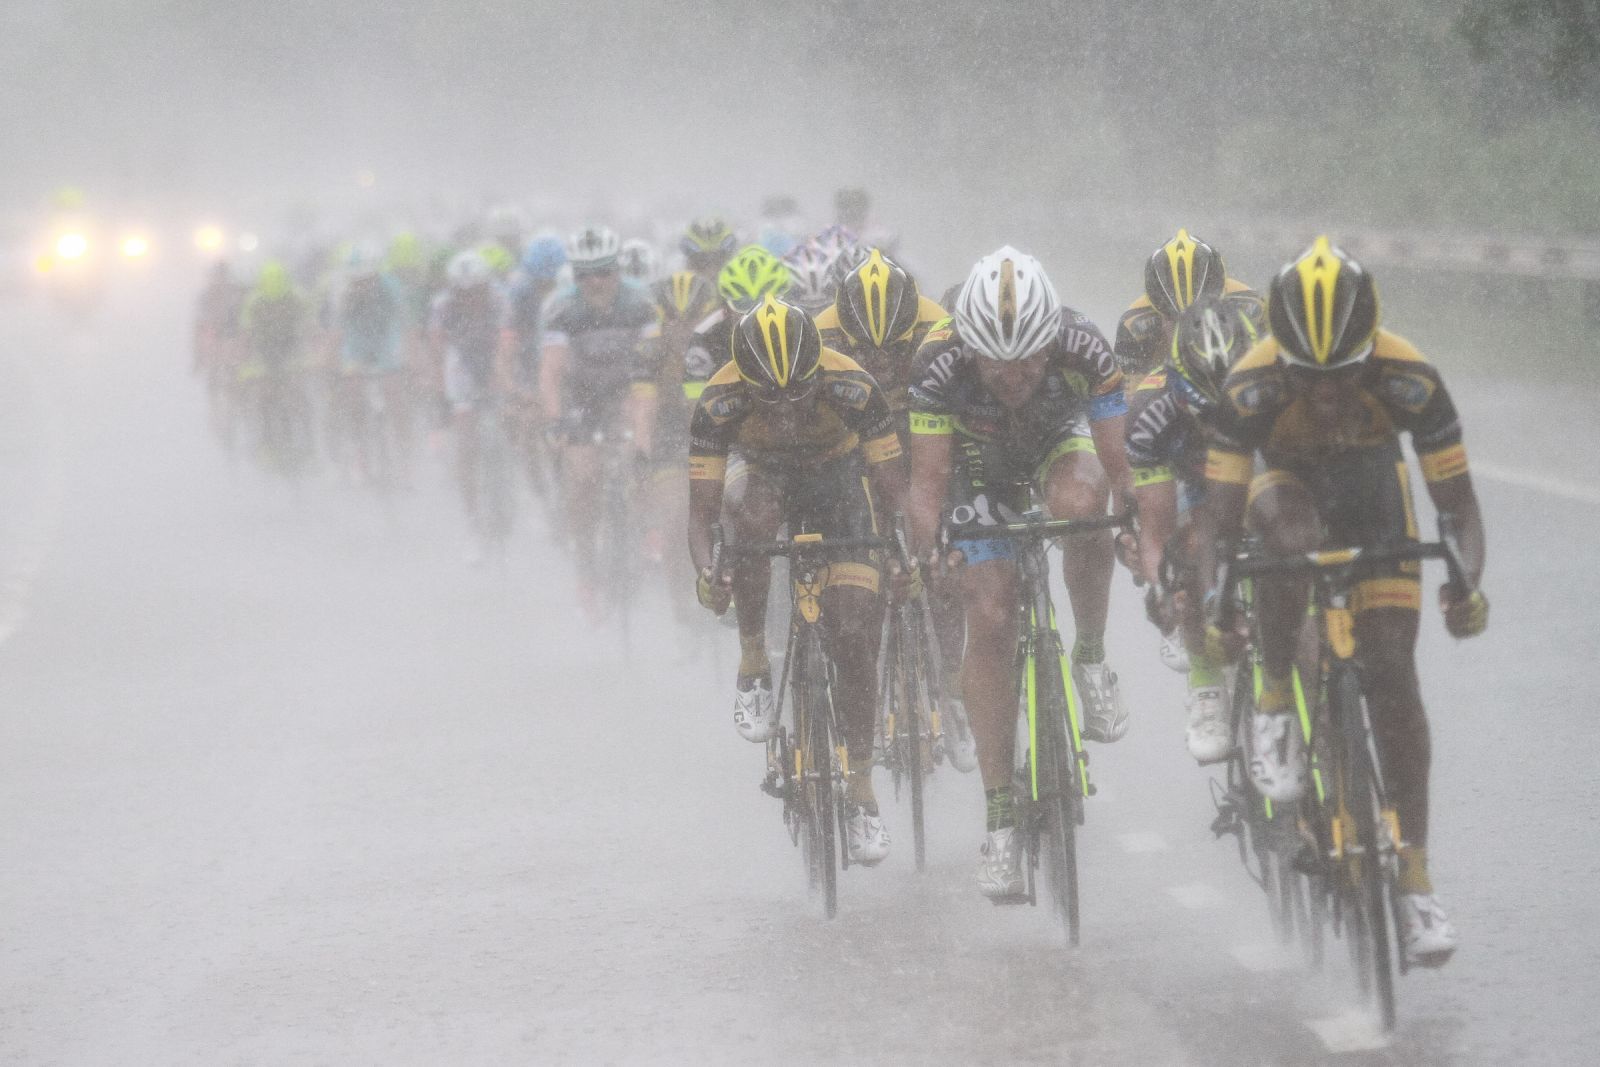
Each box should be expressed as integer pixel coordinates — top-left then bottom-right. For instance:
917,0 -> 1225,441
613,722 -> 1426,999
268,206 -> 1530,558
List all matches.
1,289 -> 1595,1065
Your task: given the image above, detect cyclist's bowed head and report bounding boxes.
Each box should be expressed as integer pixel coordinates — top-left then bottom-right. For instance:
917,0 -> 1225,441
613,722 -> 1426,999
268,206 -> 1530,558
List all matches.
951,245 -> 1062,407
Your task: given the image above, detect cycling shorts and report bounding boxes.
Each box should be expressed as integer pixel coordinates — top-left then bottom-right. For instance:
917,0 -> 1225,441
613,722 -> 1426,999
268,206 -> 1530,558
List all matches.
1246,440 -> 1422,613
947,414 -> 1094,564
733,451 -> 882,595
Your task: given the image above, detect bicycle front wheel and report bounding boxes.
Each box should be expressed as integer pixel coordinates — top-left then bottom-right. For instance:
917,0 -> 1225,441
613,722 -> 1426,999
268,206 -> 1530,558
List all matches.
796,632 -> 838,919
1335,671 -> 1397,1030
1034,636 -> 1082,945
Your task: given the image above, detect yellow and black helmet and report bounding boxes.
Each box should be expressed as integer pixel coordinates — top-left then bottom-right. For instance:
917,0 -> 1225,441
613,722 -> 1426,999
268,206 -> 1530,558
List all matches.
1268,236 -> 1379,370
717,244 -> 791,313
680,215 -> 739,270
654,269 -> 717,323
1168,295 -> 1259,411
837,249 -> 921,348
1144,228 -> 1227,319
731,294 -> 821,395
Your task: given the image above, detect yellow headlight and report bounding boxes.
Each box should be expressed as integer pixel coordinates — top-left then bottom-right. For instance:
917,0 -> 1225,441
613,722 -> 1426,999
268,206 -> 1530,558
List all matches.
194,225 -> 224,251
56,232 -> 88,260
121,235 -> 150,259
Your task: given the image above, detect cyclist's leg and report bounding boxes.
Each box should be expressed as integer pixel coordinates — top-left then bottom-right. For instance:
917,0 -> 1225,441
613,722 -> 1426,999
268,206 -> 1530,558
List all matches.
959,559 -> 1022,789
1244,470 -> 1321,679
722,460 -> 781,740
1037,434 -> 1112,660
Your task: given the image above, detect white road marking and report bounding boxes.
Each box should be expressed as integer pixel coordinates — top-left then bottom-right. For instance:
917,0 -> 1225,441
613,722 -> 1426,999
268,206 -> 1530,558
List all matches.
1472,461 -> 1600,506
1303,1009 -> 1392,1053
1229,942 -> 1299,973
1116,831 -> 1170,854
1166,882 -> 1227,909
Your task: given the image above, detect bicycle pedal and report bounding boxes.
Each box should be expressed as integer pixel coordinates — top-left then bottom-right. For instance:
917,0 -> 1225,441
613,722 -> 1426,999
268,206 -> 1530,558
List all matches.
759,773 -> 786,800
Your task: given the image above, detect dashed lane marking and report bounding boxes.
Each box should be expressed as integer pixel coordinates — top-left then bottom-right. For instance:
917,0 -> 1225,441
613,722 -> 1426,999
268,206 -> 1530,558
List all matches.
1303,1009 -> 1392,1053
1166,882 -> 1227,909
1116,831 -> 1170,854
1473,461 -> 1600,506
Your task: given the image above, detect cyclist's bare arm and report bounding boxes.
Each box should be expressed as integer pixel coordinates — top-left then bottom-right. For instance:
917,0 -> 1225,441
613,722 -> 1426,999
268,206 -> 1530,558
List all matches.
1089,412 -> 1134,516
1427,471 -> 1485,588
1133,476 -> 1179,589
539,340 -> 568,422
687,470 -> 725,575
906,430 -> 953,562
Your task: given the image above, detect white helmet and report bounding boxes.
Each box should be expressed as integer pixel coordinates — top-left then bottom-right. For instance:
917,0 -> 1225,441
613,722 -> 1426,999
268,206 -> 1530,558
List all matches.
566,225 -> 621,273
446,249 -> 491,289
781,241 -> 838,313
619,238 -> 659,283
953,246 -> 1060,361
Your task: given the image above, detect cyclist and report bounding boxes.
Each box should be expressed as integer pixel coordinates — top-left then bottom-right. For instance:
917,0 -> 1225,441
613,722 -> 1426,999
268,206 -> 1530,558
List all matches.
240,261 -> 316,470
192,261 -> 247,451
814,249 -> 978,772
1125,296 -> 1260,762
680,244 -> 791,392
430,249 -> 511,559
905,246 -> 1134,899
504,234 -> 567,495
687,295 -> 907,864
539,226 -> 661,613
331,242 -> 411,484
1118,229 -> 1265,673
781,241 -> 841,315
1193,236 -> 1487,965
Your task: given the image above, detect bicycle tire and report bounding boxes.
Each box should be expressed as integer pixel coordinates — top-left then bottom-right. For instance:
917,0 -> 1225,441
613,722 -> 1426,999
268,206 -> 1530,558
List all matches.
1335,670 -> 1398,1030
1034,632 -> 1081,945
900,608 -> 927,873
798,631 -> 838,919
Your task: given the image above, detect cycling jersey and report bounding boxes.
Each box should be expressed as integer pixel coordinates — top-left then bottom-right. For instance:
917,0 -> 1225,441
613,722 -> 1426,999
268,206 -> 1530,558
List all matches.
338,273 -> 406,373
1125,369 -> 1207,494
681,307 -> 736,403
908,308 -> 1123,559
503,272 -> 551,384
815,295 -> 947,418
542,280 -> 660,410
431,284 -> 506,385
241,290 -> 311,371
1115,277 -> 1264,379
1205,329 -> 1467,613
688,348 -> 901,479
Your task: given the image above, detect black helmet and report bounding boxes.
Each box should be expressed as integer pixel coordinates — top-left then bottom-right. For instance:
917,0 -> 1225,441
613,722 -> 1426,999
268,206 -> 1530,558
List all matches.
731,295 -> 822,395
1144,229 -> 1227,319
1267,236 -> 1379,370
1167,296 -> 1260,411
837,249 -> 921,348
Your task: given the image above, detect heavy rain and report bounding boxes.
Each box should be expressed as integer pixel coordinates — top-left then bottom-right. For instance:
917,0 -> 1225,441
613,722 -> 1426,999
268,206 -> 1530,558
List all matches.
2,2 -> 1597,1063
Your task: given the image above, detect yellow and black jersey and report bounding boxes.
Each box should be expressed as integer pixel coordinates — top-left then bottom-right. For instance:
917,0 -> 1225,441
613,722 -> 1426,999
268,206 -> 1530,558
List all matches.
815,295 -> 947,415
1204,329 -> 1467,488
1115,277 -> 1264,381
688,348 -> 902,479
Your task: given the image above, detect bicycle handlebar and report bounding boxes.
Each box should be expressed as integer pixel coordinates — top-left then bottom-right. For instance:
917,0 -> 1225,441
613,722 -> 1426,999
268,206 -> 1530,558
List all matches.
709,514 -> 913,582
944,509 -> 1134,543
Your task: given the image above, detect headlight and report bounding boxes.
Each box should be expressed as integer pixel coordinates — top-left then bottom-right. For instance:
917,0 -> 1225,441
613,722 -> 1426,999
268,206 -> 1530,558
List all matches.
121,235 -> 151,259
56,232 -> 88,260
194,225 -> 224,251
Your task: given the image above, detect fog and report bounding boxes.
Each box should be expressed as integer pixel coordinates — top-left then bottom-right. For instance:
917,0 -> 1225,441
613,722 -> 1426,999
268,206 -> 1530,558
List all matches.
2,2 -> 1598,1064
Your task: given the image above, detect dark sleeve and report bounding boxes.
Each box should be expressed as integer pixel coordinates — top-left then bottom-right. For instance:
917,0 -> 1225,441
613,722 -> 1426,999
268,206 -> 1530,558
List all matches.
824,368 -> 901,463
1060,310 -> 1126,420
1125,382 -> 1176,477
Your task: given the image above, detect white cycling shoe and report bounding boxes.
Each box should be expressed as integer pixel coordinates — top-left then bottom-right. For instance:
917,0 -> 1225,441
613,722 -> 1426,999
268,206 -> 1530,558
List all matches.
846,807 -> 891,866
976,827 -> 1026,899
1159,628 -> 1190,672
940,697 -> 980,773
1248,710 -> 1306,802
732,676 -> 777,743
1185,685 -> 1233,764
1073,660 -> 1129,743
1399,893 -> 1460,966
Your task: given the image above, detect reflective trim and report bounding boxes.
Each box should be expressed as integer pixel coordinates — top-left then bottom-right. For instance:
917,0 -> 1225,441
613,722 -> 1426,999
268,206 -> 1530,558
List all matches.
1419,442 -> 1468,483
909,411 -> 953,435
1132,464 -> 1174,488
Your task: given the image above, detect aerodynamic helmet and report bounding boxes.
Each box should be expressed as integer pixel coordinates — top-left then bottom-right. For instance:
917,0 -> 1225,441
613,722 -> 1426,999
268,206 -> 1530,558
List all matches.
566,225 -> 621,275
1144,229 -> 1227,320
953,246 -> 1060,362
837,249 -> 920,348
731,294 -> 822,395
717,244 -> 790,313
1268,236 -> 1380,370
1167,296 -> 1260,412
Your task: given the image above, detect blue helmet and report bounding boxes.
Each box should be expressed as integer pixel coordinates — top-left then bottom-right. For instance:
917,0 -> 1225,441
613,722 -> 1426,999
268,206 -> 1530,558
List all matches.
520,234 -> 566,281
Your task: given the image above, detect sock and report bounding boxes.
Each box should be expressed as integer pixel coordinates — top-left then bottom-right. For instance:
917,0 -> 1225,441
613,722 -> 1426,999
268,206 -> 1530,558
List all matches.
1073,632 -> 1106,665
738,645 -> 770,680
1258,671 -> 1292,714
985,786 -> 1016,832
1188,656 -> 1224,690
1398,846 -> 1433,895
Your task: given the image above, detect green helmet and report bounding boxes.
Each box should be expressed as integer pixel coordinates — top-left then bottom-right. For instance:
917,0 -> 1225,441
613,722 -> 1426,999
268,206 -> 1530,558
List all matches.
256,261 -> 292,299
387,232 -> 423,271
717,244 -> 790,313
477,241 -> 515,276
